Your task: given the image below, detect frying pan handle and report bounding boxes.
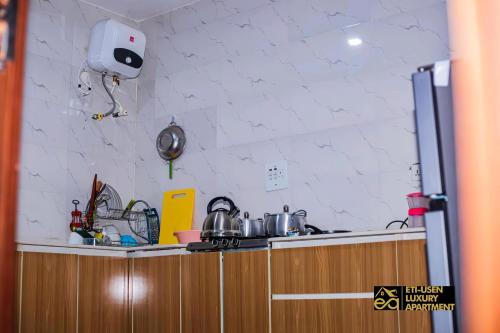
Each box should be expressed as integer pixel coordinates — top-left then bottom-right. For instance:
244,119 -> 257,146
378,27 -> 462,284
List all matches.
207,196 -> 236,215
305,224 -> 323,235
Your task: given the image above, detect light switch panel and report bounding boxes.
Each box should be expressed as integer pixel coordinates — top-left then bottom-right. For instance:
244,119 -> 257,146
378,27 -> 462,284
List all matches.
265,160 -> 288,192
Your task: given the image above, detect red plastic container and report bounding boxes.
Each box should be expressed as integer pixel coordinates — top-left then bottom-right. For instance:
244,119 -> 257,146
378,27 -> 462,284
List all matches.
406,192 -> 430,209
408,207 -> 427,227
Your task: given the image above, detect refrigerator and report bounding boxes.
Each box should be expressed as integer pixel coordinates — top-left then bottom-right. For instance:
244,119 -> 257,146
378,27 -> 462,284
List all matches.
411,60 -> 460,333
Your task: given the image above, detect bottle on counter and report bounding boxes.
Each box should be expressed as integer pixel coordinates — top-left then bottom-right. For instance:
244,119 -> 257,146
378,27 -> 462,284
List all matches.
70,200 -> 83,231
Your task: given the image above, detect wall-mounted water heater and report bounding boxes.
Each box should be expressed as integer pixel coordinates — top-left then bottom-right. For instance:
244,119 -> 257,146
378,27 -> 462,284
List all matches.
87,19 -> 146,79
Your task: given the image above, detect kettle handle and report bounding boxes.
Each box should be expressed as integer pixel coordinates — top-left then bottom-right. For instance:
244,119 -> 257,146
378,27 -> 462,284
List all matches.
207,196 -> 236,215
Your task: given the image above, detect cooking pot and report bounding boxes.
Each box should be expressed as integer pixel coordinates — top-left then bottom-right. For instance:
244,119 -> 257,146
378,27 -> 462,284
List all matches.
201,196 -> 241,240
264,205 -> 307,237
239,212 -> 265,238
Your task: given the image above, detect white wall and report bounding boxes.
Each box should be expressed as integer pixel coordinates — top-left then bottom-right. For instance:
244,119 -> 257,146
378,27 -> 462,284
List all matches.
16,0 -> 450,243
16,0 -> 139,242
135,0 -> 449,230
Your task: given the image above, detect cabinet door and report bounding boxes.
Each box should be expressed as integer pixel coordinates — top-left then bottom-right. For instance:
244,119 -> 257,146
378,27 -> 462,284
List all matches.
15,252 -> 22,332
223,250 -> 269,333
132,255 -> 181,333
181,252 -> 220,333
271,242 -> 397,294
397,240 -> 431,333
272,299 -> 398,333
20,252 -> 78,333
78,256 -> 130,333
271,242 -> 398,333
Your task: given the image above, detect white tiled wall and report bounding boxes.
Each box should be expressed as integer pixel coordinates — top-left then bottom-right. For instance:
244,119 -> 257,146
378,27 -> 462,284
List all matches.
17,0 -> 139,242
16,0 -> 450,243
135,0 -> 449,230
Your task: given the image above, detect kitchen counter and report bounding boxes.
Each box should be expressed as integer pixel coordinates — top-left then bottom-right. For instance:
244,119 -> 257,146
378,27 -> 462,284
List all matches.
17,240 -> 187,251
16,241 -> 188,257
269,227 -> 425,249
270,227 -> 424,242
16,227 -> 425,257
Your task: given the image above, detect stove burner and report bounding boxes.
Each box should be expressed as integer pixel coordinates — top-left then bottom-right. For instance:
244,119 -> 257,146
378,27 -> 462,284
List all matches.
187,238 -> 269,252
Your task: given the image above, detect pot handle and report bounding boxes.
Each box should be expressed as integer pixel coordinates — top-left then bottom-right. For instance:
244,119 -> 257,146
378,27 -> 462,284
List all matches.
293,209 -> 307,217
207,196 -> 236,214
305,224 -> 323,235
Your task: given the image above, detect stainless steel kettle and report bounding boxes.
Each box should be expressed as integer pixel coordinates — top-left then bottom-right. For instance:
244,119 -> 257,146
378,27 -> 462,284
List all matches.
201,196 -> 241,240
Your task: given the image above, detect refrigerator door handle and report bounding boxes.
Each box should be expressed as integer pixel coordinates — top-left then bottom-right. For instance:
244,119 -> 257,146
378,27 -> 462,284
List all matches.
425,211 -> 454,333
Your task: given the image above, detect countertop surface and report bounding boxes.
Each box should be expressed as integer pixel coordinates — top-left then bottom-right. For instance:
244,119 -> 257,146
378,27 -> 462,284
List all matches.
269,227 -> 425,242
17,227 -> 425,254
16,241 -> 187,251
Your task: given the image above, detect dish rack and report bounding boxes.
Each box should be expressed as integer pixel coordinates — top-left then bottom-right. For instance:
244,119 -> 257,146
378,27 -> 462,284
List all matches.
84,183 -> 160,245
90,205 -> 160,246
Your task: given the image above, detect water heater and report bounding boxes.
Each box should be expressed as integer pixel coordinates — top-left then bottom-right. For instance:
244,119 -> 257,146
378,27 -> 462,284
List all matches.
87,19 -> 146,79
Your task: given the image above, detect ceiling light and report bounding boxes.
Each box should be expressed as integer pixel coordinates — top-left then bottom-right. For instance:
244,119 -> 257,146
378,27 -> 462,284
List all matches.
347,38 -> 363,46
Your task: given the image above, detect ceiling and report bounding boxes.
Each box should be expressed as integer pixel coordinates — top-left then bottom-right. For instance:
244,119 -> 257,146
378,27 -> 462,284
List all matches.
80,0 -> 199,22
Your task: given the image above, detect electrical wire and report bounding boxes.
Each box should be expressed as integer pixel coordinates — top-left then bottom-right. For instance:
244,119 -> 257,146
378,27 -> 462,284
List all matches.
92,73 -> 116,120
385,217 -> 409,229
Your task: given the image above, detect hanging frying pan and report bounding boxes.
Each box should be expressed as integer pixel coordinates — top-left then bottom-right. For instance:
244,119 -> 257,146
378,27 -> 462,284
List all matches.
156,119 -> 186,179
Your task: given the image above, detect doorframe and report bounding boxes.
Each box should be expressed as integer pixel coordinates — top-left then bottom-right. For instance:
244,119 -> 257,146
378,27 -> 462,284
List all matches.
0,0 -> 27,330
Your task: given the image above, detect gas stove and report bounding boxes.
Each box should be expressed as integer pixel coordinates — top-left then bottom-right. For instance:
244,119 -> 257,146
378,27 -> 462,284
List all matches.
186,238 -> 269,252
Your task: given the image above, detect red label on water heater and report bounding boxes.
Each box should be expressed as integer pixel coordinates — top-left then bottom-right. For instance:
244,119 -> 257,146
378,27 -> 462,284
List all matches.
130,36 -> 135,43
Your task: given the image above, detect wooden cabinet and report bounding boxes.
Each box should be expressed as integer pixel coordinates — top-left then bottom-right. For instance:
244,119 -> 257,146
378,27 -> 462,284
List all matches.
78,256 -> 130,333
271,242 -> 398,294
397,240 -> 431,333
272,299 -> 398,333
271,240 -> 430,333
181,252 -> 221,333
15,252 -> 22,331
16,237 -> 429,333
19,252 -> 78,333
223,250 -> 269,333
131,255 -> 180,333
271,242 -> 399,333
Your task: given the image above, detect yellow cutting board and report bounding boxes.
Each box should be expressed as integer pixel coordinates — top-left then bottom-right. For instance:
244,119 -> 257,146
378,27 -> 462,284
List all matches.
159,188 -> 195,244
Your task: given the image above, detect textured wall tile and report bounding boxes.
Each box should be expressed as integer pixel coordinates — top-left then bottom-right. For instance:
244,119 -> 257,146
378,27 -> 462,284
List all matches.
18,0 -> 450,243
26,11 -> 73,64
19,144 -> 68,193
21,98 -> 69,149
17,0 -> 139,243
23,53 -> 71,106
16,190 -> 68,242
135,0 -> 449,231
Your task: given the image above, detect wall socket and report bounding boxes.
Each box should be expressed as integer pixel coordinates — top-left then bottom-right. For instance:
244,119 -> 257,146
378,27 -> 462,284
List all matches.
409,162 -> 421,182
265,160 -> 288,192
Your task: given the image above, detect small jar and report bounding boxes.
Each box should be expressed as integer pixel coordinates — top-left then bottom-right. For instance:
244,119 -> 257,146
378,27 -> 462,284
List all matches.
408,208 -> 427,227
406,192 -> 430,209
